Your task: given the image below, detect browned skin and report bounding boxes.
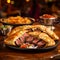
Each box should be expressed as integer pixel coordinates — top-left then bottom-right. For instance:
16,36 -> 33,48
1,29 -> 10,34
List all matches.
0,23 -> 60,60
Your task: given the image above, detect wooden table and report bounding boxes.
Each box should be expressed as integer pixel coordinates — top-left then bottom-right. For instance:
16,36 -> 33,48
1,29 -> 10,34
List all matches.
0,24 -> 60,60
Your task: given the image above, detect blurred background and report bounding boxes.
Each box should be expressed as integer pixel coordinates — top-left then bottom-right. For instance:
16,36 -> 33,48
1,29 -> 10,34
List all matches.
0,0 -> 60,19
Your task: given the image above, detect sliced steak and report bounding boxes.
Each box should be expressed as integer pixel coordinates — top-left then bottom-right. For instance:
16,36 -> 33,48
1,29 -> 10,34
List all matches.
20,36 -> 25,43
37,41 -> 46,48
32,38 -> 39,45
26,36 -> 34,43
15,38 -> 22,46
23,33 -> 29,37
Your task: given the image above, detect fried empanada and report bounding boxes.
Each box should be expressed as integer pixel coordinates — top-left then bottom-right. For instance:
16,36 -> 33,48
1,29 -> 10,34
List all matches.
28,31 -> 41,37
46,28 -> 59,40
4,30 -> 28,46
39,33 -> 55,46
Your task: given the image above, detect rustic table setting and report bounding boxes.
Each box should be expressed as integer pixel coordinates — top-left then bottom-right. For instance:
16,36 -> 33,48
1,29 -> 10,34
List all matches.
0,23 -> 60,60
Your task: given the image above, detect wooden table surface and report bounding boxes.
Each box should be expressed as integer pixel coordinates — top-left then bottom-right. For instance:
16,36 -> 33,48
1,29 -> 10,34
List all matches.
0,24 -> 60,60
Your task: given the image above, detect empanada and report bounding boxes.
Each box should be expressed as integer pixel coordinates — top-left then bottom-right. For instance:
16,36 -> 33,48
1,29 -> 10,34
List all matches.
39,33 -> 55,46
46,28 -> 59,40
4,30 -> 28,46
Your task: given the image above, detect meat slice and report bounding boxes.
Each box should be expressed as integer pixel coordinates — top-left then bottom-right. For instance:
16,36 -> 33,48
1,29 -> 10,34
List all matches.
23,33 -> 29,37
20,36 -> 25,43
26,36 -> 34,43
15,38 -> 22,46
32,38 -> 39,45
37,41 -> 46,48
20,33 -> 29,43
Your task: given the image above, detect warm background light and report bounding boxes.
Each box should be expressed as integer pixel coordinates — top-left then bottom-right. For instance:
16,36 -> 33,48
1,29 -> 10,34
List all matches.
26,0 -> 30,2
7,0 -> 11,3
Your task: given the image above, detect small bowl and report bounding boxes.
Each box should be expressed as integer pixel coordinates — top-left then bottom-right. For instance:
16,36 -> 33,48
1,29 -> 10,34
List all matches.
39,16 -> 57,26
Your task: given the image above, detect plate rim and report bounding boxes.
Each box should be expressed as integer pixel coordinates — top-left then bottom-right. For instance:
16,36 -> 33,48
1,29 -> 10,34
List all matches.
5,40 -> 60,50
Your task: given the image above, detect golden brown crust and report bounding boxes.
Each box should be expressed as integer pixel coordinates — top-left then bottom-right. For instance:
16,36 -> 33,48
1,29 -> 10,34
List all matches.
28,31 -> 41,37
5,25 -> 59,47
4,30 -> 28,46
39,33 -> 55,46
7,25 -> 59,40
7,25 -> 33,36
46,28 -> 59,40
7,26 -> 23,36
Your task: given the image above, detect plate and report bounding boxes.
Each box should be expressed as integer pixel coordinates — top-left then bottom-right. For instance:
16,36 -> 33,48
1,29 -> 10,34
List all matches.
0,18 -> 34,26
6,40 -> 59,52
